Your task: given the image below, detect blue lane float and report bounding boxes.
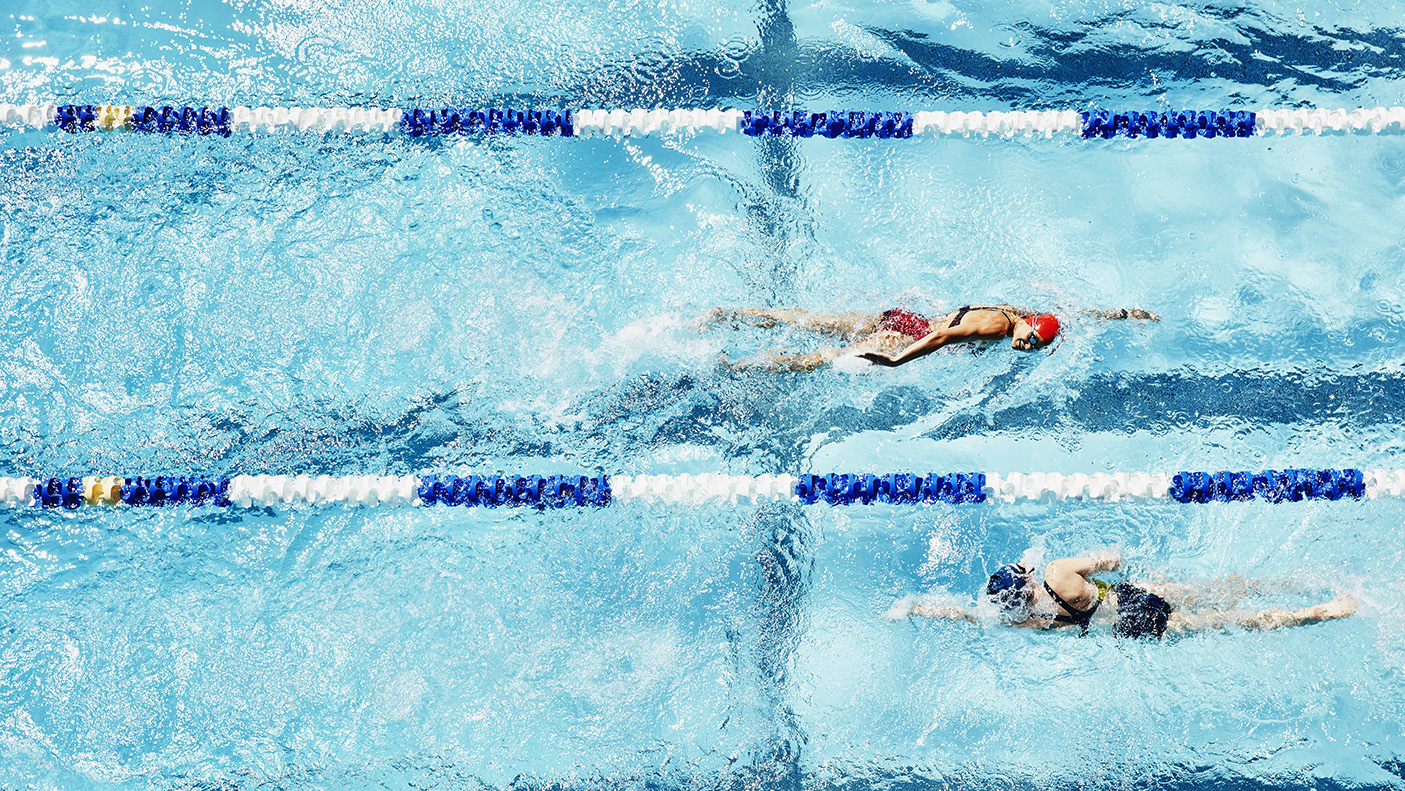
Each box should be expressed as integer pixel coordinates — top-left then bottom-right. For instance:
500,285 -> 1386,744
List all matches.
54,104 -> 235,136
417,475 -> 611,508
34,477 -> 86,509
53,104 -> 97,133
116,475 -> 232,506
741,111 -> 914,139
399,108 -> 574,137
1080,110 -> 1256,139
34,476 -> 231,509
1168,469 -> 1365,504
129,106 -> 233,136
794,473 -> 987,505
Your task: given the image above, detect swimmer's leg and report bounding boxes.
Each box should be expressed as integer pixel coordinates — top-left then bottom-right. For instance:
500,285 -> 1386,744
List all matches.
1166,594 -> 1356,633
1138,575 -> 1301,610
739,331 -> 908,372
700,307 -> 878,339
749,346 -> 848,372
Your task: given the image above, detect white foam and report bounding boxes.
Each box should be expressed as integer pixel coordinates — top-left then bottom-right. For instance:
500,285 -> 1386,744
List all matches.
831,353 -> 875,374
584,313 -> 723,375
881,594 -> 919,621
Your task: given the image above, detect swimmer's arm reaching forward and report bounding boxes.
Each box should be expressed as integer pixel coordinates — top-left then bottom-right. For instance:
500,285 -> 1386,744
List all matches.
1082,308 -> 1160,321
885,601 -> 979,622
908,603 -> 979,622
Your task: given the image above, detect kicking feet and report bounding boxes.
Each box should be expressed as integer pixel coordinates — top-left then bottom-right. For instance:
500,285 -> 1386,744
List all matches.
1303,593 -> 1357,621
698,306 -> 780,329
1239,593 -> 1357,630
882,595 -> 918,622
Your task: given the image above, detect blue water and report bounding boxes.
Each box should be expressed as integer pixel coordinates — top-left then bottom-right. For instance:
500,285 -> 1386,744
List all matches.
3,1 -> 1405,789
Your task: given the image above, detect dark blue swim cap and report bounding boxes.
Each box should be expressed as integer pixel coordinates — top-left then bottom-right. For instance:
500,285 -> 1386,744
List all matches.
986,564 -> 1032,613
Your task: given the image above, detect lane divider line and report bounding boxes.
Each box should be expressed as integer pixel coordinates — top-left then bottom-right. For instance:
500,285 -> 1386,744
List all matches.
5,104 -> 1405,139
0,468 -> 1390,510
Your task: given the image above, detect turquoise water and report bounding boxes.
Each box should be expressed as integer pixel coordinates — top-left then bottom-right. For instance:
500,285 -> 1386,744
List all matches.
3,1 -> 1405,789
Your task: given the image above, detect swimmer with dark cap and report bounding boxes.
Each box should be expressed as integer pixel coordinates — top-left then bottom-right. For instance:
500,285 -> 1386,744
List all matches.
702,304 -> 1157,372
886,550 -> 1356,638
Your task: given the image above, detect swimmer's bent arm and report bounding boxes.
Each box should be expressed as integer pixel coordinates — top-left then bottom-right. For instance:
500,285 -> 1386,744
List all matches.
858,325 -> 984,367
1047,550 -> 1121,580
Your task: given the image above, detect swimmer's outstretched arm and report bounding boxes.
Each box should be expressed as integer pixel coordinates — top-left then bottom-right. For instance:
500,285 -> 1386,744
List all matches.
902,603 -> 1046,629
908,603 -> 979,622
857,324 -> 988,367
1081,308 -> 1160,321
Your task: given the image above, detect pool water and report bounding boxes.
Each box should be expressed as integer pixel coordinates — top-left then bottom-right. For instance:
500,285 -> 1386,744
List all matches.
3,1 -> 1405,789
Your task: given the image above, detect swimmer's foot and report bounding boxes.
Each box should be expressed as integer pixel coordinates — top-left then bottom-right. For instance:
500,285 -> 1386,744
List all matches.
1305,594 -> 1357,621
882,595 -> 917,622
701,306 -> 784,329
697,307 -> 736,330
715,352 -> 755,372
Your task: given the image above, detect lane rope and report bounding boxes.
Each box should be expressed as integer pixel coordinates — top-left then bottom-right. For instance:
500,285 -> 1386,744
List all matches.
5,103 -> 1405,139
1,468 -> 1396,509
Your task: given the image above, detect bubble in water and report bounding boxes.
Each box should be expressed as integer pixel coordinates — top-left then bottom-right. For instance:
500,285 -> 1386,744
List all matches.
994,23 -> 1022,48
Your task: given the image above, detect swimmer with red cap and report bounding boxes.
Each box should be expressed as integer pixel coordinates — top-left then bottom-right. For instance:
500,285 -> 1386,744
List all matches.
702,304 -> 1156,371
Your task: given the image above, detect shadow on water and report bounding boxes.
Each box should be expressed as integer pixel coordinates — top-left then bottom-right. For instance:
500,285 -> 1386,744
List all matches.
184,751 -> 1405,790
736,0 -> 807,306
7,363 -> 1402,476
924,366 -> 1399,441
561,11 -> 1405,107
743,502 -> 812,790
862,12 -> 1404,102
257,364 -> 1405,473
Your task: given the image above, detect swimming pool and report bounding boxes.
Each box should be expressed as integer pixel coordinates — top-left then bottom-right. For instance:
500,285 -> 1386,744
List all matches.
3,0 -> 1405,788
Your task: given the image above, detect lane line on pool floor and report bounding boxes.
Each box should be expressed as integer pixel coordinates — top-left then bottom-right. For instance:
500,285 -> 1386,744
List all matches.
1,468 -> 1400,509
6,104 -> 1405,139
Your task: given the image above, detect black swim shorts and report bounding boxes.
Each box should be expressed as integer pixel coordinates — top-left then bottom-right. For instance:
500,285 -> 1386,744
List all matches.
1111,582 -> 1173,639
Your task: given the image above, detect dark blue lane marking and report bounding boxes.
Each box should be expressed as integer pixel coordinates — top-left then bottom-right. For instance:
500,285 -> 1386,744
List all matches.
795,473 -> 986,505
1169,469 -> 1364,503
1081,110 -> 1256,139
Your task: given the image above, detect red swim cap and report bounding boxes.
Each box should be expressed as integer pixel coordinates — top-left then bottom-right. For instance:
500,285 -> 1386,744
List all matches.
1026,314 -> 1060,344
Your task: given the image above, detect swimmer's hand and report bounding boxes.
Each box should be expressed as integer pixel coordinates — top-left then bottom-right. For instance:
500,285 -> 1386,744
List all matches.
858,352 -> 901,367
1089,549 -> 1122,571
